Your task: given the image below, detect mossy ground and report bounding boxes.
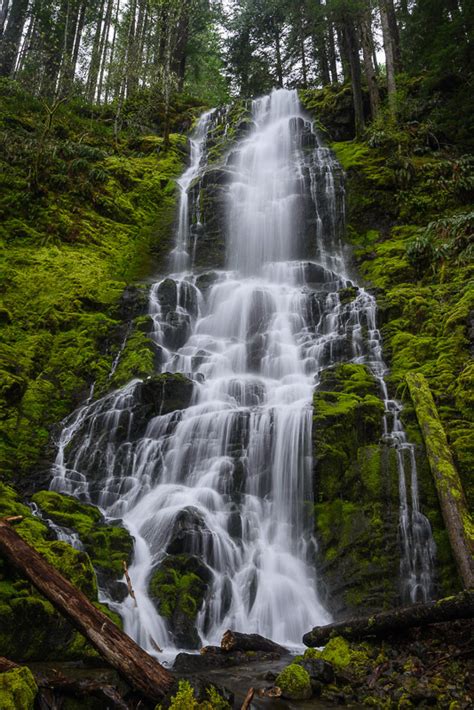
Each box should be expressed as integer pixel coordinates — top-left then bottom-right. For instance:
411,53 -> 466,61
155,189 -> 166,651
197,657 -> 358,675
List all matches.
0,79 -> 193,481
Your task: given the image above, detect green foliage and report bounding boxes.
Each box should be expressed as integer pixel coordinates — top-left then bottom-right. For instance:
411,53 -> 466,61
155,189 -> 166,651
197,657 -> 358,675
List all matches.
158,680 -> 231,710
0,665 -> 37,710
407,210 -> 474,273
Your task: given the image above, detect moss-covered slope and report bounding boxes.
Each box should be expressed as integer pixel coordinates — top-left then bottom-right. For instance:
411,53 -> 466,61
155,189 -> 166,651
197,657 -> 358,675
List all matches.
0,80 -> 193,482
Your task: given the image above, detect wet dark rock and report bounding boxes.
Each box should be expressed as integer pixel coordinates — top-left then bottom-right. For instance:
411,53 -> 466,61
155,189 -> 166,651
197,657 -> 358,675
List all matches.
165,507 -> 211,557
157,278 -> 178,313
163,310 -> 191,349
172,650 -> 281,673
118,284 -> 149,319
195,271 -> 219,294
299,658 -> 335,685
138,373 -> 194,416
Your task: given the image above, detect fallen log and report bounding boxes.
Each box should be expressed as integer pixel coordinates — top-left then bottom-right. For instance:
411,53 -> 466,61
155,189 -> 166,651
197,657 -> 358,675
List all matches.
221,629 -> 288,655
0,518 -> 174,703
406,372 -> 474,588
34,672 -> 130,710
303,590 -> 474,647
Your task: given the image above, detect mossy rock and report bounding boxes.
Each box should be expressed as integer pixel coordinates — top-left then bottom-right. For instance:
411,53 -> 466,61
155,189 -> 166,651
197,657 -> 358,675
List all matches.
0,665 -> 37,710
149,554 -> 211,650
0,483 -> 120,662
276,663 -> 312,700
31,490 -> 134,585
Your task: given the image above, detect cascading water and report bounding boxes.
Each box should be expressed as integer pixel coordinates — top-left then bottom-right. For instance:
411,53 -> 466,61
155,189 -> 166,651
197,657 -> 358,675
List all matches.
50,88 -> 435,656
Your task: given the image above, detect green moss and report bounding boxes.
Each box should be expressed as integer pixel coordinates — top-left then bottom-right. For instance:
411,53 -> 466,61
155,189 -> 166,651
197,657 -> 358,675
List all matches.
0,665 -> 37,710
31,490 -> 133,579
407,373 -> 474,552
276,663 -> 312,700
0,90 -> 187,479
149,555 -> 207,621
0,483 -> 121,661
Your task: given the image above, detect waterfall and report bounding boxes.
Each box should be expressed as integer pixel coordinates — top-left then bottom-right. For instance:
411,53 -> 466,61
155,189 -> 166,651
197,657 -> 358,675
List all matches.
50,88 -> 434,655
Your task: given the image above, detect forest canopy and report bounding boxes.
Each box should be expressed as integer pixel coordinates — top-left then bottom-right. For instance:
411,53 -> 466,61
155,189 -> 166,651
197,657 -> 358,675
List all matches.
1,0 -> 473,138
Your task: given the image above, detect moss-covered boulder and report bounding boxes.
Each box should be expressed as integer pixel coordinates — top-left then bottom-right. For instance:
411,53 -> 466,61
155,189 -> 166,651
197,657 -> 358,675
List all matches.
313,363 -> 402,615
276,663 -> 312,700
31,490 -> 134,597
0,483 -> 120,662
149,554 -> 211,649
0,665 -> 37,710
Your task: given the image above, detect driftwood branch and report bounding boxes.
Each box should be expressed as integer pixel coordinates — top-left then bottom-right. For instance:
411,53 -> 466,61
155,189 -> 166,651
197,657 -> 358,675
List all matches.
0,519 -> 174,702
241,687 -> 255,710
122,559 -> 137,607
303,591 -> 474,647
221,630 -> 288,655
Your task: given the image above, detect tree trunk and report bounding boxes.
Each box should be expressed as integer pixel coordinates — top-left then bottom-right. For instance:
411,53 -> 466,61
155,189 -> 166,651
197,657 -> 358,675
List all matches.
380,0 -> 397,116
303,590 -> 474,647
0,519 -> 174,703
327,22 -> 338,84
96,0 -> 113,101
359,12 -> 379,118
221,630 -> 288,655
0,0 -> 10,37
385,0 -> 401,71
0,0 -> 29,76
274,27 -> 283,87
406,373 -> 474,589
87,0 -> 106,102
343,20 -> 365,136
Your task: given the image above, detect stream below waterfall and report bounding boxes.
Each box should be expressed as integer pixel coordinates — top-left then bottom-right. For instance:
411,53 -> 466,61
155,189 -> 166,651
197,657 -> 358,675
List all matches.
49,88 -> 435,660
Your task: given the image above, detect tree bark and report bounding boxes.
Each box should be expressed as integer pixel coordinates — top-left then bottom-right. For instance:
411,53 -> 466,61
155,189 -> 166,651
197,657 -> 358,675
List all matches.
379,0 -> 397,116
221,630 -> 288,655
327,22 -> 338,84
0,519 -> 174,703
406,372 -> 474,589
303,590 -> 474,647
0,0 -> 29,76
343,19 -> 365,136
359,11 -> 379,119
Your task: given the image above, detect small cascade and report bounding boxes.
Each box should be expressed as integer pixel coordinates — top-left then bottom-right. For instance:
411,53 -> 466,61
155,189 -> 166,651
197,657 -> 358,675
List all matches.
50,88 -> 435,654
170,111 -> 214,271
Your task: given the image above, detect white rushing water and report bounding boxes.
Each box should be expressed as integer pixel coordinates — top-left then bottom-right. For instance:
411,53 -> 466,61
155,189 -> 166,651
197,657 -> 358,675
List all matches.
50,89 -> 434,656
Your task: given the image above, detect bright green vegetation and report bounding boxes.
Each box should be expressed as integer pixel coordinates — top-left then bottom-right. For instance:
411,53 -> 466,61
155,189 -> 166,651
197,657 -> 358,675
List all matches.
31,490 -> 134,580
0,483 -> 121,661
149,554 -> 210,649
0,79 -> 193,480
0,664 -> 37,710
275,663 -> 312,701
149,556 -> 207,620
313,363 -> 402,613
303,77 -> 473,610
157,680 -> 231,710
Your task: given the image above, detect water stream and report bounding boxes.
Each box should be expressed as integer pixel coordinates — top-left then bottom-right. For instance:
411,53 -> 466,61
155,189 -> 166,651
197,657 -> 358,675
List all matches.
50,89 -> 434,656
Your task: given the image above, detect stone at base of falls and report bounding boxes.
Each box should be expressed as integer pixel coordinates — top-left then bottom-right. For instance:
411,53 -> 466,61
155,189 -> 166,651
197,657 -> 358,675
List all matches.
220,629 -> 289,655
149,554 -> 211,650
172,649 -> 283,673
0,659 -> 38,710
275,664 -> 312,701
